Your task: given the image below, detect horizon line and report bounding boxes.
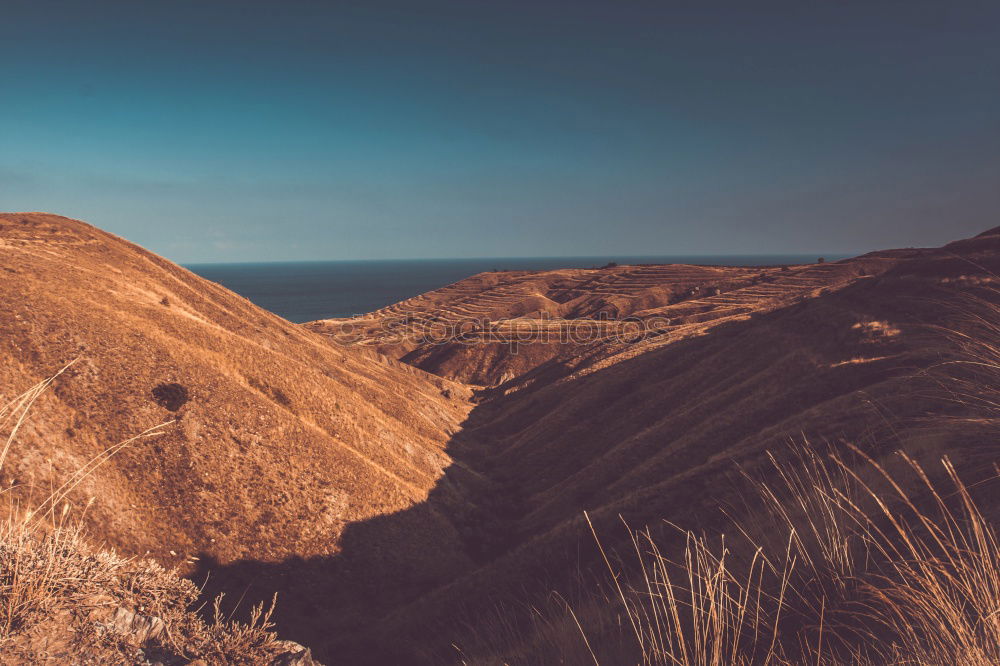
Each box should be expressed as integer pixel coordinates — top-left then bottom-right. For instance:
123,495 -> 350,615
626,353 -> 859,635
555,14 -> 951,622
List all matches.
183,251 -> 859,267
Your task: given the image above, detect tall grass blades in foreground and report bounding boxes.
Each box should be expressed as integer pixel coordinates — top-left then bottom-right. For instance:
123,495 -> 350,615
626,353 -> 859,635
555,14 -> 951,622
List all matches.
576,445 -> 1000,665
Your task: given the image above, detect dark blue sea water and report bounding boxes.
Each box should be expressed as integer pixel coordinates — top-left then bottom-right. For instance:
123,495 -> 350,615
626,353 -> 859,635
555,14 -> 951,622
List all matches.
186,255 -> 845,323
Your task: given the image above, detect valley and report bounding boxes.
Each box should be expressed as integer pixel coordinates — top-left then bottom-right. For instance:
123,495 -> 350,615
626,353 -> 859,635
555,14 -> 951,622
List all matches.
2,213 -> 999,663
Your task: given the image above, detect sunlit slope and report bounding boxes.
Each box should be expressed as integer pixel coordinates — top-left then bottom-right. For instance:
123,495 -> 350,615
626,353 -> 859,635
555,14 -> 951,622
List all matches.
307,254 -> 911,387
0,213 -> 471,572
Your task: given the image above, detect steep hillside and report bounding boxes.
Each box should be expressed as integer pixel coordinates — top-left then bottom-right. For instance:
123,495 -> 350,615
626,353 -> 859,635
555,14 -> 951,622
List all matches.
296,229 -> 1000,662
6,213 -> 1000,664
0,213 -> 475,647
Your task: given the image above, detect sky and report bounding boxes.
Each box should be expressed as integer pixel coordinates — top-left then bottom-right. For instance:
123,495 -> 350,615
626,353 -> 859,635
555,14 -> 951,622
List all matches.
2,1 -> 999,263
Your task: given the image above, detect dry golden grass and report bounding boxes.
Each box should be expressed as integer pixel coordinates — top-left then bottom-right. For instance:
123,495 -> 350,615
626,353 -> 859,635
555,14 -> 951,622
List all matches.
451,442 -> 999,666
0,369 -> 303,664
566,445 -> 999,665
0,213 -> 469,577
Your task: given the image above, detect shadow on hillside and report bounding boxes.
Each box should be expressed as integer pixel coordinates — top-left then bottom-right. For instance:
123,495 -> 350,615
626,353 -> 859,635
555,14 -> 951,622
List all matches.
191,279 -> 970,665
190,325 -> 730,662
191,400 -> 524,665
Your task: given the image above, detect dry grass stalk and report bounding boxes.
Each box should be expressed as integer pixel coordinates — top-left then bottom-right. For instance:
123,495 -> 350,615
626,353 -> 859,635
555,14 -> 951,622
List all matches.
565,445 -> 1000,666
0,365 -> 289,663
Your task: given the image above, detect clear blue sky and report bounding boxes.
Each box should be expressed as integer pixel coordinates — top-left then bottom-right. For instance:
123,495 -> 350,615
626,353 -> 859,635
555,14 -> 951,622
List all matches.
2,1 -> 998,262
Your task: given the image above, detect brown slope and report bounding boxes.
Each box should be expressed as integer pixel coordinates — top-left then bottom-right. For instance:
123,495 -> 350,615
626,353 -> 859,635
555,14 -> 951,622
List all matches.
292,230 -> 1000,662
0,213 -> 474,603
306,256 -> 904,387
10,212 -> 999,663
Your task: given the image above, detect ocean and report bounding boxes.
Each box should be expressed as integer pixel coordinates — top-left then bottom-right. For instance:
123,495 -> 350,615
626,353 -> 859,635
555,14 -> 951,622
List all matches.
186,255 -> 844,324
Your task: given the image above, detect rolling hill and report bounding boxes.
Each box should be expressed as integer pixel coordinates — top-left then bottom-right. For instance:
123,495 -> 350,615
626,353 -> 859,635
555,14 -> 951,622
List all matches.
305,252 -> 912,388
303,226 -> 1000,661
0,212 -> 475,650
4,212 -> 1000,663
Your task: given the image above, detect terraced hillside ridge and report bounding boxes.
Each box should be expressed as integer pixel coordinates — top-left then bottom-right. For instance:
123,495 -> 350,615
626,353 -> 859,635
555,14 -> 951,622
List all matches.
0,212 -> 474,650
306,252 -> 915,387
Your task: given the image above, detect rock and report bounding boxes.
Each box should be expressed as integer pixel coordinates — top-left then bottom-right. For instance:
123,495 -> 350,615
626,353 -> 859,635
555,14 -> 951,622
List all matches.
104,606 -> 166,645
271,640 -> 321,665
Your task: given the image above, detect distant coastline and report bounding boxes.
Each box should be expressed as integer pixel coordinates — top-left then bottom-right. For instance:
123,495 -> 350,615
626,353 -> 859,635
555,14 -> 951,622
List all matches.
186,254 -> 849,323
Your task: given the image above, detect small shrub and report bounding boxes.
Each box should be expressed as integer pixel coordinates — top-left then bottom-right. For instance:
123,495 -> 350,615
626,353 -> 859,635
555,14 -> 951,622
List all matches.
151,382 -> 189,412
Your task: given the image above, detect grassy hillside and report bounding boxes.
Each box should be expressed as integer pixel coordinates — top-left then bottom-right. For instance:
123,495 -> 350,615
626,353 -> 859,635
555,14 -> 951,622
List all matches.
325,232 -> 1000,662
5,212 -> 1000,663
0,212 -> 474,651
0,373 -> 318,664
